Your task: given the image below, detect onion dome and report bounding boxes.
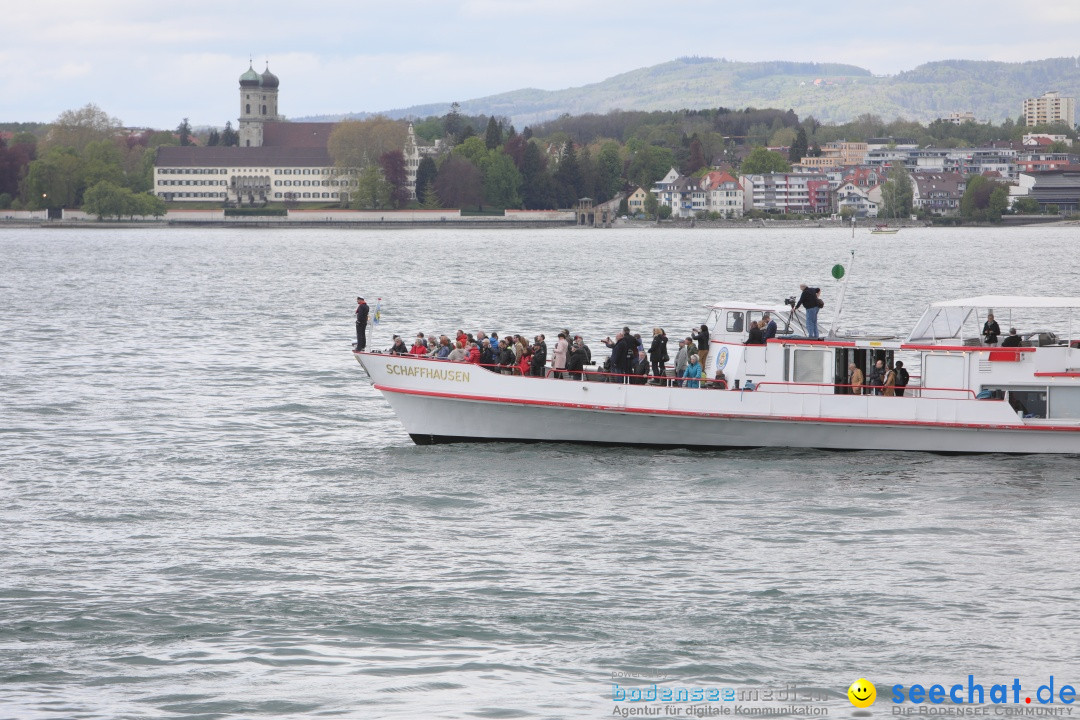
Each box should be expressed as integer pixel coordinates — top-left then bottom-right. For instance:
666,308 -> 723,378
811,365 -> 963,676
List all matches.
239,64 -> 261,87
260,65 -> 279,89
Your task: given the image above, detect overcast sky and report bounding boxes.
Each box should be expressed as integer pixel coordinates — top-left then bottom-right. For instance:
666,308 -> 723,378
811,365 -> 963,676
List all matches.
5,0 -> 1079,129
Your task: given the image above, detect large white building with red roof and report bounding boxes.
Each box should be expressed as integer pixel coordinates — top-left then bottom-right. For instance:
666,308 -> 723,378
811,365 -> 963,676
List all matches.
154,64 -> 346,205
153,65 -> 438,205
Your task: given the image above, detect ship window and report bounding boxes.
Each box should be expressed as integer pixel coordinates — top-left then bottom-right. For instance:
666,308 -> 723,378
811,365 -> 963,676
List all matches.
793,349 -> 826,384
726,311 -> 744,333
1049,387 -> 1080,419
982,386 -> 1048,419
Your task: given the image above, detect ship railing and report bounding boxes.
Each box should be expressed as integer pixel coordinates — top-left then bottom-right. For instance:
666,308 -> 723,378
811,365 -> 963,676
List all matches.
467,362 -> 976,398
476,361 -> 724,386
753,381 -> 977,399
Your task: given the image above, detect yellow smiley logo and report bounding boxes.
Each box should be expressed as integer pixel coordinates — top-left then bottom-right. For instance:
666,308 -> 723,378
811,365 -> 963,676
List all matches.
848,678 -> 877,708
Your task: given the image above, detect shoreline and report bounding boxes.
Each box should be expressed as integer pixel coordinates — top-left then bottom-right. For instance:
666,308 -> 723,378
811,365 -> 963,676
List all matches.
3,219 -> 1074,230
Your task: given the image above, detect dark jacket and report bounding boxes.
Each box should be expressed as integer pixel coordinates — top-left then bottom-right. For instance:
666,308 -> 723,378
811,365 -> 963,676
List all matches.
498,347 -> 516,367
691,327 -> 710,352
1001,334 -> 1022,347
630,357 -> 650,384
745,326 -> 765,345
982,320 -> 1001,344
567,347 -> 588,378
610,336 -> 632,373
762,320 -> 777,340
795,287 -> 821,311
389,339 -> 408,355
648,334 -> 668,362
355,302 -> 369,325
530,345 -> 547,376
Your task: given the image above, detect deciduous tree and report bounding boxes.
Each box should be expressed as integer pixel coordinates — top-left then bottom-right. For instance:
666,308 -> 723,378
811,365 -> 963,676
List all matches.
739,146 -> 791,174
43,104 -> 121,154
328,117 -> 407,171
483,150 -> 522,210
434,155 -> 482,210
880,165 -> 913,219
352,164 -> 392,210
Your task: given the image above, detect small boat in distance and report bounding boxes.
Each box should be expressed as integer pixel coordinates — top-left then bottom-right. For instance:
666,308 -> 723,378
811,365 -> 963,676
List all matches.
870,224 -> 900,234
353,296 -> 1080,454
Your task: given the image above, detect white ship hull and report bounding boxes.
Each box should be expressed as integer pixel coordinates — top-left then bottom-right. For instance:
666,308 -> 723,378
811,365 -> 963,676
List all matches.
356,353 -> 1080,454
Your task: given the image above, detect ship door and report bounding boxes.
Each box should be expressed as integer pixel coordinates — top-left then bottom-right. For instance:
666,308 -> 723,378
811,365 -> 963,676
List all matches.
834,348 -> 869,394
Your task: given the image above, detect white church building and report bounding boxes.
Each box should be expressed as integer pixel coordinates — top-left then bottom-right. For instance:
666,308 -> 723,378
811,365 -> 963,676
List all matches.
154,64 -> 437,205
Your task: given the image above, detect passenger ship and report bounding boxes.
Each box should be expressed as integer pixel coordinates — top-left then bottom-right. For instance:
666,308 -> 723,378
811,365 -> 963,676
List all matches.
353,296 -> 1080,454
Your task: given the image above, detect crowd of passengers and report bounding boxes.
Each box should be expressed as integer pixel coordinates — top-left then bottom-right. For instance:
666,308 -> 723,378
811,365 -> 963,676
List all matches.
383,325 -> 734,388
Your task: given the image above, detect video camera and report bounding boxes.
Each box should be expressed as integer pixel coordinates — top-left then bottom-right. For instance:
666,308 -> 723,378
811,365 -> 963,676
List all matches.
784,296 -> 797,307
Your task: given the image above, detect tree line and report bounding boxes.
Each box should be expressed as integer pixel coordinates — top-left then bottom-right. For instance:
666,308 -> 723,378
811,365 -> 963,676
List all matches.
2,100 -> 1075,218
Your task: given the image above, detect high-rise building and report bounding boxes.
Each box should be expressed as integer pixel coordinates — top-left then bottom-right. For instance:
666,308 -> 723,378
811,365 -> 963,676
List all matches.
1023,91 -> 1076,128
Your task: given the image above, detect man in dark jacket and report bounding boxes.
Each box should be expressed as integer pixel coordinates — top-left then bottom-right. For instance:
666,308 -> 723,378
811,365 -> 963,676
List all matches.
867,359 -> 885,395
630,350 -> 650,385
530,342 -> 547,377
354,297 -> 369,350
648,329 -> 668,383
691,324 -> 710,371
574,335 -> 592,364
604,332 -> 631,377
1001,327 -> 1021,347
761,313 -> 777,341
794,284 -> 822,339
894,361 -> 910,396
497,340 -> 516,374
567,340 -> 589,380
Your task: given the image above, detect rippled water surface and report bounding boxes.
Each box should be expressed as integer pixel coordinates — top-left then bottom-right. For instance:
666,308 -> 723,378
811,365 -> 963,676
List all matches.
2,225 -> 1080,719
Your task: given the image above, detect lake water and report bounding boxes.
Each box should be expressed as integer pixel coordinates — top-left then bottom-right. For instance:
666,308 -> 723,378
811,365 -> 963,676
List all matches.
2,224 -> 1079,719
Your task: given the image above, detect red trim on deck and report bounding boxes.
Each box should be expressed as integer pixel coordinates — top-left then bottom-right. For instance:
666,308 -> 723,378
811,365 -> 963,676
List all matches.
1034,371 -> 1080,378
767,338 -> 857,347
902,344 -> 1036,353
372,384 -> 1080,433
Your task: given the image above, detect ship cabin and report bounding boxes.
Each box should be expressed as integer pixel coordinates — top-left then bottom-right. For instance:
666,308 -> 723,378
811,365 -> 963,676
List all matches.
702,296 -> 1080,420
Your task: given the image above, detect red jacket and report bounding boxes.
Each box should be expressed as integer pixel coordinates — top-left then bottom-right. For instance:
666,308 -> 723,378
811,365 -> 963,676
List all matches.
466,346 -> 481,364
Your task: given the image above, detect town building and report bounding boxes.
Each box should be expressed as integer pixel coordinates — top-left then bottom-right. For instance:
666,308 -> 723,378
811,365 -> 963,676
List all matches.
699,171 -> 744,217
1023,91 -> 1076,128
910,172 -> 966,215
626,187 -> 648,215
1016,153 -> 1080,174
651,168 -> 702,217
941,112 -> 977,125
740,173 -> 832,214
835,182 -> 880,218
1013,170 -> 1080,212
1023,133 -> 1072,147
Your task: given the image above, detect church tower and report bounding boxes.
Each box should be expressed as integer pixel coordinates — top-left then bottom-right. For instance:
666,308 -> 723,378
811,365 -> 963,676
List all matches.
238,62 -> 280,148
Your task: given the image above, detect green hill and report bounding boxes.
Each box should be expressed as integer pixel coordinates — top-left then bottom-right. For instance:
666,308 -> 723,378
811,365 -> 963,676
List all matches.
322,56 -> 1080,127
